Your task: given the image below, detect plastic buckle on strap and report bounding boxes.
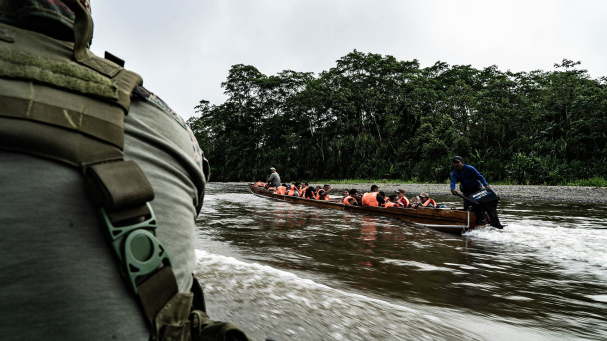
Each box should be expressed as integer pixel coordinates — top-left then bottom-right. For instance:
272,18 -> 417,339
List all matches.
99,202 -> 171,294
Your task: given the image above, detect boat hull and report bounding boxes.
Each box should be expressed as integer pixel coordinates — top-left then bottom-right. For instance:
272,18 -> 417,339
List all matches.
249,184 -> 484,233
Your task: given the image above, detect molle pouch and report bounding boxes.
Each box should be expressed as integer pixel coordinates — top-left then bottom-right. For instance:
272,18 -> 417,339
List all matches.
190,311 -> 252,341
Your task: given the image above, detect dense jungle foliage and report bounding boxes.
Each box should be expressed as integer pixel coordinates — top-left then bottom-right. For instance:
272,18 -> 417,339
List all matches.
187,51 -> 607,185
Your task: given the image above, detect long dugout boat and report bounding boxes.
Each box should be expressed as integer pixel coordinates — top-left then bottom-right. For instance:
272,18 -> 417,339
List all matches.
249,184 -> 485,233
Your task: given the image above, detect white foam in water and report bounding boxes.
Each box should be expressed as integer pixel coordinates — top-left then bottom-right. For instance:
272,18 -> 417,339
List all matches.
193,249 -> 484,341
443,262 -> 478,270
195,249 -> 418,313
587,295 -> 607,303
464,220 -> 607,268
194,249 -> 558,341
381,259 -> 467,274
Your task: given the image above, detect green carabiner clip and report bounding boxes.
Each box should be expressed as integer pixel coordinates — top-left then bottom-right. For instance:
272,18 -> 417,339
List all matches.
99,203 -> 171,294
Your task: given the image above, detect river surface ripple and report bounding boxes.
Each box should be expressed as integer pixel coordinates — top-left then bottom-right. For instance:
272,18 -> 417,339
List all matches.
194,183 -> 607,341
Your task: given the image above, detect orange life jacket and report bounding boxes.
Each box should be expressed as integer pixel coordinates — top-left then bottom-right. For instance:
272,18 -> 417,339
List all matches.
315,189 -> 330,201
362,192 -> 379,207
421,198 -> 436,207
343,196 -> 355,205
385,202 -> 398,208
276,186 -> 286,195
254,181 -> 265,187
398,197 -> 410,207
287,186 -> 296,196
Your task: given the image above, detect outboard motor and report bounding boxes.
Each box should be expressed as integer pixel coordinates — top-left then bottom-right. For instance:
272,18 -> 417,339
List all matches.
468,188 -> 504,229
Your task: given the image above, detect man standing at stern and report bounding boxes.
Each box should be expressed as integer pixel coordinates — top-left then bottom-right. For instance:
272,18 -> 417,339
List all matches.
267,167 -> 281,188
450,156 -> 491,210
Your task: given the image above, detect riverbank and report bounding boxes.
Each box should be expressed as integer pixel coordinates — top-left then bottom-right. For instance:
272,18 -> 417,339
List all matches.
218,182 -> 607,203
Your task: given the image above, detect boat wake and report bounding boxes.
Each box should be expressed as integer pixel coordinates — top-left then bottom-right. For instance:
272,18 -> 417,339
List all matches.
194,249 -> 480,341
463,218 -> 607,269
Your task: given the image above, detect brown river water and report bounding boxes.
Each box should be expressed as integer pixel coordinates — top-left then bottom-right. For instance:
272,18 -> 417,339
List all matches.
194,183 -> 607,341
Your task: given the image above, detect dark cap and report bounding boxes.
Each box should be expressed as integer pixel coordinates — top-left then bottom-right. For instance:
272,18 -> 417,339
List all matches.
396,189 -> 406,194
452,156 -> 463,163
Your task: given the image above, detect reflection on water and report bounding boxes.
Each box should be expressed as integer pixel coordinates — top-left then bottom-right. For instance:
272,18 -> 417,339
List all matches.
195,184 -> 607,341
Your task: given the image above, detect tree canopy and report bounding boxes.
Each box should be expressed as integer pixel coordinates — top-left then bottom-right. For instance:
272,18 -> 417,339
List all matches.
188,51 -> 607,185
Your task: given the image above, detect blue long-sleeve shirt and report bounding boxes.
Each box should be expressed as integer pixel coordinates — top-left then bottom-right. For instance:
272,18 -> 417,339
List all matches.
450,164 -> 489,190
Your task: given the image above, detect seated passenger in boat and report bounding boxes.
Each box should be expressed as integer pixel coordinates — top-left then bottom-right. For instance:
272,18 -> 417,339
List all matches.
342,190 -> 356,205
316,184 -> 332,200
299,182 -> 307,196
343,189 -> 361,205
362,185 -> 386,207
379,191 -> 387,206
303,186 -> 316,199
351,189 -> 363,205
276,184 -> 287,195
300,182 -> 309,194
396,189 -> 410,207
393,194 -> 406,207
284,183 -> 294,196
413,192 -> 436,208
288,182 -> 300,197
342,189 -> 349,197
384,195 -> 399,208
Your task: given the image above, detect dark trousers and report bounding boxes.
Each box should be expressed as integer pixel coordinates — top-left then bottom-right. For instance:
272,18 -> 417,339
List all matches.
461,186 -> 482,211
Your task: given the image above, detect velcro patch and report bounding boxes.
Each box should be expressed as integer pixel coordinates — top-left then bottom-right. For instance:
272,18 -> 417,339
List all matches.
0,47 -> 118,99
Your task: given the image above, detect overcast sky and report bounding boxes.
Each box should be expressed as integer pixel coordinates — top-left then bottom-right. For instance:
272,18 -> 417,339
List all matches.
89,0 -> 607,120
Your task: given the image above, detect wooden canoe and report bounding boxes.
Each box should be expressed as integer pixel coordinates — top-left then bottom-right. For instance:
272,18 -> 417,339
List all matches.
248,184 -> 485,233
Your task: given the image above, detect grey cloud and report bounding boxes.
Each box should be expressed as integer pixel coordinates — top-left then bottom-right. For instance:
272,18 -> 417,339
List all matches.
90,0 -> 607,120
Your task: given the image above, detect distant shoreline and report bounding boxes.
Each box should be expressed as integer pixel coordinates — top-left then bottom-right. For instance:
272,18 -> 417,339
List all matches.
211,182 -> 607,203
